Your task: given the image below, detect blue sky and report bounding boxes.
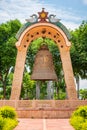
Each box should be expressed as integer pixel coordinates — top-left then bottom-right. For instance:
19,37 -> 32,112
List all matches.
0,0 -> 87,89
0,0 -> 87,30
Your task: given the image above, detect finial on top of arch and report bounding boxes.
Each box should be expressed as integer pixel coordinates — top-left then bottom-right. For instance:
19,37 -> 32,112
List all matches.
38,8 -> 48,22
25,8 -> 61,23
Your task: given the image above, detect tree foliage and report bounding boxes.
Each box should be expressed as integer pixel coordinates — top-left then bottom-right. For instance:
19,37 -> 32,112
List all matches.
0,19 -> 21,99
70,21 -> 87,79
70,21 -> 87,98
80,89 -> 87,100
21,72 -> 36,99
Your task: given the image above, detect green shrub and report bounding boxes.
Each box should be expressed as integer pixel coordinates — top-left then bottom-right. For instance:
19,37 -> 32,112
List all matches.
3,118 -> 18,130
82,120 -> 87,130
0,106 -> 17,119
72,106 -> 87,118
0,117 -> 5,130
70,106 -> 87,130
0,106 -> 18,130
70,116 -> 84,130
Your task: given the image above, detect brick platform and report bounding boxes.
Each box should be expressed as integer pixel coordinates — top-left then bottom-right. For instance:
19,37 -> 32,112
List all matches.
0,100 -> 87,118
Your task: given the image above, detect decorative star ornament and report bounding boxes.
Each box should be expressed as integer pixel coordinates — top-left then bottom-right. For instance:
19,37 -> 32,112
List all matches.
38,8 -> 48,22
25,8 -> 61,24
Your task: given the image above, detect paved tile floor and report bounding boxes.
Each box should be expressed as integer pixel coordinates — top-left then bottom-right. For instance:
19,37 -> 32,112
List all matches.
14,118 -> 74,130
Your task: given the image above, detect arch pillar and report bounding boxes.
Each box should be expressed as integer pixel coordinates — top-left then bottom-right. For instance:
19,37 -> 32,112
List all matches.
10,49 -> 27,100
60,48 -> 77,99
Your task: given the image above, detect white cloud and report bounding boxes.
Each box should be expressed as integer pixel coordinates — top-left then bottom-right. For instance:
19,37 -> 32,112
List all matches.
83,0 -> 87,4
62,21 -> 80,30
0,0 -> 82,29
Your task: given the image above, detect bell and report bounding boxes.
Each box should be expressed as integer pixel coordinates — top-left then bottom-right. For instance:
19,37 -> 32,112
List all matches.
31,44 -> 58,81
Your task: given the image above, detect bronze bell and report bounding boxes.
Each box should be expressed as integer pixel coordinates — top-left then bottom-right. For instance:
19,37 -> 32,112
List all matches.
31,44 -> 58,81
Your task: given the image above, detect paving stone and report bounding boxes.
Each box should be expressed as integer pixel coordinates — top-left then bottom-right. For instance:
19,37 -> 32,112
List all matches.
14,118 -> 74,130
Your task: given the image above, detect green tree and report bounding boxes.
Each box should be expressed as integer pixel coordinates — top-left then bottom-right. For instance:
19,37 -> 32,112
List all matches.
71,22 -> 87,74
70,21 -> 87,98
80,89 -> 87,100
21,72 -> 35,99
0,19 -> 21,99
71,21 -> 87,78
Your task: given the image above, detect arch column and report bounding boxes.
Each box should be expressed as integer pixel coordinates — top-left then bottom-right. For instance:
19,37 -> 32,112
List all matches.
60,49 -> 77,99
10,49 -> 27,100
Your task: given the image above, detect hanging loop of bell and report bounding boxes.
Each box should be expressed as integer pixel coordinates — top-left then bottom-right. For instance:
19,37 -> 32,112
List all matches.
30,44 -> 58,81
